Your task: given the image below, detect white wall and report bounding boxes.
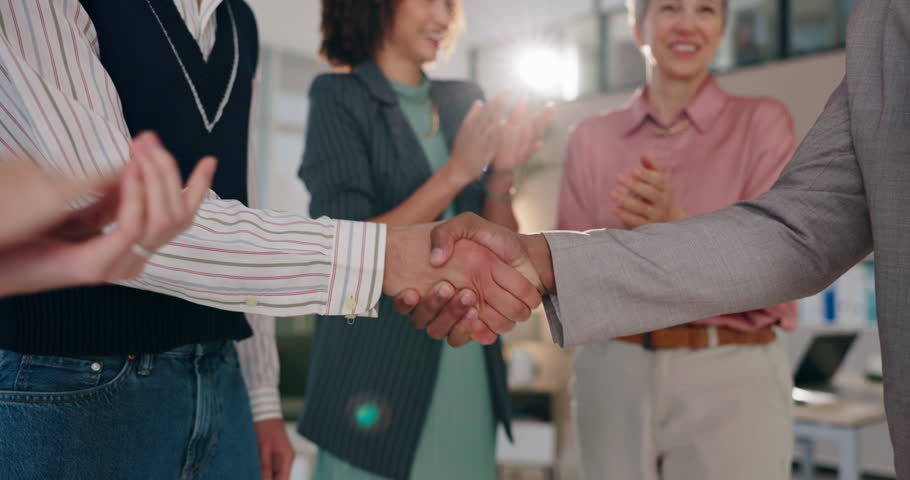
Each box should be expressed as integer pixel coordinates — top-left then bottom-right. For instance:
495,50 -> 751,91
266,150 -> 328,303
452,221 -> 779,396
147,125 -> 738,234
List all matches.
245,0 -> 322,57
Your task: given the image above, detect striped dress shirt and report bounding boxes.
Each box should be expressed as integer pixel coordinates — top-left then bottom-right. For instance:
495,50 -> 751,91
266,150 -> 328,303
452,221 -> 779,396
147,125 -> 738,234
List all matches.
0,0 -> 386,421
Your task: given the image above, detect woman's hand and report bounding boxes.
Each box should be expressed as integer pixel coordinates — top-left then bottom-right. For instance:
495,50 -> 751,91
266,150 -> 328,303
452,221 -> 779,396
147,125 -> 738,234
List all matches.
611,155 -> 686,228
0,132 -> 216,296
129,132 -> 215,259
446,94 -> 508,187
492,99 -> 556,172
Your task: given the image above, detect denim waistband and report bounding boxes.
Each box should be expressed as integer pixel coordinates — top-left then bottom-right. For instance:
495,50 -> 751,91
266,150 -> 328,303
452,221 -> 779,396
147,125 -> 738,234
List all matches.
158,341 -> 231,358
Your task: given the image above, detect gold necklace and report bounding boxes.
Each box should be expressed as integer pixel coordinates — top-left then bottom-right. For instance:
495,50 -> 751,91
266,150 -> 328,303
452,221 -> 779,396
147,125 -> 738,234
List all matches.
645,117 -> 690,136
425,101 -> 440,139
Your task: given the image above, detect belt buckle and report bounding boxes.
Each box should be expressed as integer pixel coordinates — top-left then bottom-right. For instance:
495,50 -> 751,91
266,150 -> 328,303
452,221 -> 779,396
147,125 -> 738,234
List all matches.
703,326 -> 720,349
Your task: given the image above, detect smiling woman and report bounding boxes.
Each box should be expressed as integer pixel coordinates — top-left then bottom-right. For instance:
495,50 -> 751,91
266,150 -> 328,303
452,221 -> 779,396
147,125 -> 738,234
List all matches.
297,0 -> 553,479
559,0 -> 798,479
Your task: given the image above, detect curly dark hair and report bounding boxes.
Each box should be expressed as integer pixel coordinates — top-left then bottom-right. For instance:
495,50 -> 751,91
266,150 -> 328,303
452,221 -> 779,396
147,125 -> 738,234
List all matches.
320,0 -> 464,67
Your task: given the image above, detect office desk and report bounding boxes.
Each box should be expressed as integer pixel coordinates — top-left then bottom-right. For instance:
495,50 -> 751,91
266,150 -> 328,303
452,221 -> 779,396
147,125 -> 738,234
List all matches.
793,375 -> 887,480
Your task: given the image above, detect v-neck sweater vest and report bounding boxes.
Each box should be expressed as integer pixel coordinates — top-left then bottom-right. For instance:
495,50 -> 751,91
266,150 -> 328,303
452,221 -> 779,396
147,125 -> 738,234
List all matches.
0,0 -> 259,355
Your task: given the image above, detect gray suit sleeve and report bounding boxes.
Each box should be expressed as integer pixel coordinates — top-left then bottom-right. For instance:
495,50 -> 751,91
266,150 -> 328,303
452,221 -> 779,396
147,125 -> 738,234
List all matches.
543,79 -> 873,347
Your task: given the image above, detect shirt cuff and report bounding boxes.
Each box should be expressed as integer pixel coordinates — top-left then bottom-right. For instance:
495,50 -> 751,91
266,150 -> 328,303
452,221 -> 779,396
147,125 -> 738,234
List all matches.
326,221 -> 387,318
249,386 -> 283,422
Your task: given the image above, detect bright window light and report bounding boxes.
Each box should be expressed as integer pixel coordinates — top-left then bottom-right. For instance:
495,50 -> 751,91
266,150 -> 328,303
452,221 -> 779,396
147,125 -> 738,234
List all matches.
515,45 -> 580,101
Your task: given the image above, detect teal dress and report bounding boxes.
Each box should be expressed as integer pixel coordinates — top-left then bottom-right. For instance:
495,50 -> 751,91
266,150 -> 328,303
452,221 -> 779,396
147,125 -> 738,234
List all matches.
311,78 -> 497,479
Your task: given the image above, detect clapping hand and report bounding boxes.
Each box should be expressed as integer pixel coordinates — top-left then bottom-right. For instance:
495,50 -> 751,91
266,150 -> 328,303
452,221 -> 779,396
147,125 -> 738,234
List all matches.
0,132 -> 215,296
445,93 -> 509,187
611,155 -> 686,228
492,99 -> 556,172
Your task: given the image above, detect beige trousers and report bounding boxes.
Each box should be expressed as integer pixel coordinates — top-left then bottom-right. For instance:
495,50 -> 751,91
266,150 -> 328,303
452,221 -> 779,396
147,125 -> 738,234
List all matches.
573,337 -> 793,480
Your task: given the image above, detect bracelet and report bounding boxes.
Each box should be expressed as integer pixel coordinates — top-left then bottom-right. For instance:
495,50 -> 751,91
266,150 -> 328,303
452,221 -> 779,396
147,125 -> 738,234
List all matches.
486,185 -> 517,202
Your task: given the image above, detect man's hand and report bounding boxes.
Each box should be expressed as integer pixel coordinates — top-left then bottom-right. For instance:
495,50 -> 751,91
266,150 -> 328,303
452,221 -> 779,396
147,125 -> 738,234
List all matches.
383,222 -> 542,345
254,419 -> 295,480
392,281 -> 478,347
391,213 -> 556,345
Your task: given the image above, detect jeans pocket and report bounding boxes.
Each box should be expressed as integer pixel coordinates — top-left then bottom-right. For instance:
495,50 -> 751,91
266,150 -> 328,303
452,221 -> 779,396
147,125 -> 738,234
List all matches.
0,351 -> 132,403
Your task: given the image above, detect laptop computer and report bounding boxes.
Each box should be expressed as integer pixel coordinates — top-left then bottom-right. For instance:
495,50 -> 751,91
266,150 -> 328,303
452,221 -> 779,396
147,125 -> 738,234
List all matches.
791,332 -> 858,405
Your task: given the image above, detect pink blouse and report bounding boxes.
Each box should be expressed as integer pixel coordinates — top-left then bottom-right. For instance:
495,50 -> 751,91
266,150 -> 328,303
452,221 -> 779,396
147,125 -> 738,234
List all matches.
557,77 -> 798,332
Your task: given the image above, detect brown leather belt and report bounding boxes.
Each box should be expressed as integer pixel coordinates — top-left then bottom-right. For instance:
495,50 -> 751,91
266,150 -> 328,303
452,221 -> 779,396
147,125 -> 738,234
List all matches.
616,325 -> 776,350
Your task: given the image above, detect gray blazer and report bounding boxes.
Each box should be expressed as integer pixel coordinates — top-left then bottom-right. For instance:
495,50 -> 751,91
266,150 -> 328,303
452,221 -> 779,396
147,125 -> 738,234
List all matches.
297,60 -> 511,480
543,2 -> 909,475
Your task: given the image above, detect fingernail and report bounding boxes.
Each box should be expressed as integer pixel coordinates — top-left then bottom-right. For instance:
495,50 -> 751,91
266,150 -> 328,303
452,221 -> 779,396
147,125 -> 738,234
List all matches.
437,284 -> 453,299
404,291 -> 418,306
430,248 -> 445,264
460,291 -> 475,306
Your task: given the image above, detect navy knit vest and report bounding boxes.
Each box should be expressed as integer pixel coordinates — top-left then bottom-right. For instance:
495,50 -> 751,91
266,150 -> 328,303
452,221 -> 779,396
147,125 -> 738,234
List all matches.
0,0 -> 260,355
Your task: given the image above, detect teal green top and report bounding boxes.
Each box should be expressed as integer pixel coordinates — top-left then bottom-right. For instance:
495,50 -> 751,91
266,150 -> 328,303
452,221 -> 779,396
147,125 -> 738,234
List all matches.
311,78 -> 496,480
392,77 -> 456,220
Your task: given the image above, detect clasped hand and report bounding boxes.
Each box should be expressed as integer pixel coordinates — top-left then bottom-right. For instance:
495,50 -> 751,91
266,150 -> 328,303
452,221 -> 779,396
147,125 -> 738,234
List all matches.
383,213 -> 554,347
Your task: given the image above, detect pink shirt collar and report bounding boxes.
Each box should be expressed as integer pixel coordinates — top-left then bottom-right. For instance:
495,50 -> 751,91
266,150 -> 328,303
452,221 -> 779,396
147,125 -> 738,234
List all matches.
622,76 -> 729,136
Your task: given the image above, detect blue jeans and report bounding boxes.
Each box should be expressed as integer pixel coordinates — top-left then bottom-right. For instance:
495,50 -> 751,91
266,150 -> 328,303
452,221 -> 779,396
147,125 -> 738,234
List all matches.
0,341 -> 260,480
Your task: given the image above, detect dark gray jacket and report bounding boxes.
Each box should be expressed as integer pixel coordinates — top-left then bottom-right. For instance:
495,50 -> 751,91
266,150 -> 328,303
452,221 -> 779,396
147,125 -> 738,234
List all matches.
297,59 -> 511,480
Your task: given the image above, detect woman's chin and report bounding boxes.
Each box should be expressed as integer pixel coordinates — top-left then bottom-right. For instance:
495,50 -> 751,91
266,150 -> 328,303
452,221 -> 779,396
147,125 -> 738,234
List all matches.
659,65 -> 710,83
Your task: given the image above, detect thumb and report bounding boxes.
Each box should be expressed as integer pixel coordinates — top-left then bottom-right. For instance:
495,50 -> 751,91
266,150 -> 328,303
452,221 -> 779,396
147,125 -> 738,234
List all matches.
430,213 -> 524,267
429,217 -> 465,267
183,156 -> 217,212
641,154 -> 660,171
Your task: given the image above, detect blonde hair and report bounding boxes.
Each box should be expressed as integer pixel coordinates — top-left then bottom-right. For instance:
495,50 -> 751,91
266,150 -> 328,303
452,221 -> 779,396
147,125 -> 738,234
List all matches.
626,0 -> 728,25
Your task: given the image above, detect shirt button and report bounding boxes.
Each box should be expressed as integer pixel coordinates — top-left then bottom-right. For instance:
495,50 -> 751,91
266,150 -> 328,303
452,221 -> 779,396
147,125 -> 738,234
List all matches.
344,297 -> 357,316
245,297 -> 259,307
90,362 -> 102,372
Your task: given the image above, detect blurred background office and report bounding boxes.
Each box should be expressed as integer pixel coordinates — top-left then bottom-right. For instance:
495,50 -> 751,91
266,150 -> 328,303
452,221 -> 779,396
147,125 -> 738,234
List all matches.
243,0 -> 888,478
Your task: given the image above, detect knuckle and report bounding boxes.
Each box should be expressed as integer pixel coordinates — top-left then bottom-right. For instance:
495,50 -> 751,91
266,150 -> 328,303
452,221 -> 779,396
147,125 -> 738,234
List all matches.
490,316 -> 511,333
427,294 -> 446,311
509,303 -> 529,320
148,217 -> 168,234
411,310 -> 429,327
499,320 -> 517,333
427,324 -> 447,340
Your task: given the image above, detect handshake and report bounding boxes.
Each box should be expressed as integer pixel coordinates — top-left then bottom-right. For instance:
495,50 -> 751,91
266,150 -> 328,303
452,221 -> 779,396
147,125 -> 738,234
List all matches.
381,213 -> 556,347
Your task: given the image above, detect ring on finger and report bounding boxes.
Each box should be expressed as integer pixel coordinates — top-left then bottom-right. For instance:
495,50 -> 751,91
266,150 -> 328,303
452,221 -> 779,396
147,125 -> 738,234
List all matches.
131,243 -> 154,259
